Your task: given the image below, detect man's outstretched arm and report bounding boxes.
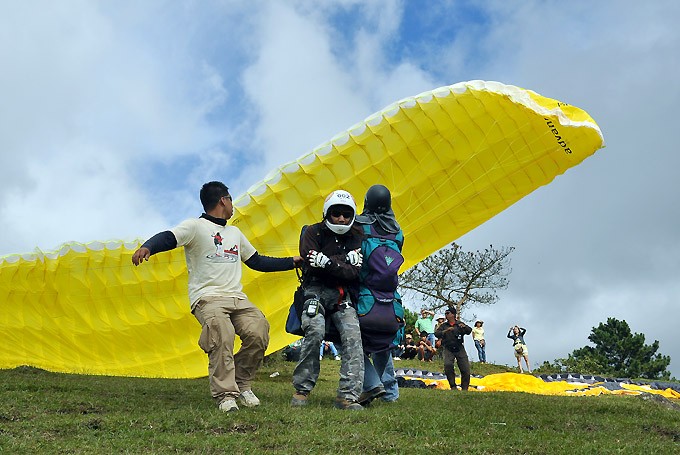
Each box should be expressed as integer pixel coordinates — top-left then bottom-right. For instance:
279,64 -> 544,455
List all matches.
245,252 -> 303,272
132,231 -> 177,265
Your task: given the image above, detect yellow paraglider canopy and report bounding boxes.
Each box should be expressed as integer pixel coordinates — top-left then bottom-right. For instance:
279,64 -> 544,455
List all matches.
402,372 -> 680,399
0,81 -> 604,378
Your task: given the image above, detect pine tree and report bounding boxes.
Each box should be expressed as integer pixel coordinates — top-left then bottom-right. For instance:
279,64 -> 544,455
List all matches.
563,318 -> 671,380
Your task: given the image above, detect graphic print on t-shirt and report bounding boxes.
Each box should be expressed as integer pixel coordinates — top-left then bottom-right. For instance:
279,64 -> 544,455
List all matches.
212,232 -> 223,255
207,232 -> 239,262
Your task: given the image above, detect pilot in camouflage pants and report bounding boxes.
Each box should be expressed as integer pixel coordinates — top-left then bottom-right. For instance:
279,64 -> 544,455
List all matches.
291,189 -> 365,410
292,285 -> 364,403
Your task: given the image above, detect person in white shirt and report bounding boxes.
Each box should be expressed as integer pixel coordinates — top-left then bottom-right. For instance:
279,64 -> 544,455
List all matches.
472,320 -> 486,363
132,181 -> 302,412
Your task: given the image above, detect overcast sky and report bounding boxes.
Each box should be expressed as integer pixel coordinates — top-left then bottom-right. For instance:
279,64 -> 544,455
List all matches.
2,1 -> 678,378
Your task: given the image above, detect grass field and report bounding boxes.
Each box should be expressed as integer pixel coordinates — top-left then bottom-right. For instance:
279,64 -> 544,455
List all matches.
1,355 -> 679,454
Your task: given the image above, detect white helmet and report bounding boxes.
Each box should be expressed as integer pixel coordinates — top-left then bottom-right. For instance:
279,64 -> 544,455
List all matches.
323,190 -> 357,234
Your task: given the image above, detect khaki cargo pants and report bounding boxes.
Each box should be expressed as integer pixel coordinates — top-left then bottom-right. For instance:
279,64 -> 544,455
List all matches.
193,296 -> 270,404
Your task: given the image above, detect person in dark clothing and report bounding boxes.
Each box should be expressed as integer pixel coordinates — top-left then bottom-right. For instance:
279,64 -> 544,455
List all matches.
434,307 -> 472,391
396,334 -> 418,360
355,184 -> 405,405
283,339 -> 302,362
291,189 -> 365,410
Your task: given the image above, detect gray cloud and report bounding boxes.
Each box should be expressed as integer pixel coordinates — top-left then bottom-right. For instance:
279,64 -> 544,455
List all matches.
1,0 -> 677,377
454,1 -> 680,377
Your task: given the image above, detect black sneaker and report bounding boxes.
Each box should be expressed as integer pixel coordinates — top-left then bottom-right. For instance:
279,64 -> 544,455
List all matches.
357,386 -> 387,406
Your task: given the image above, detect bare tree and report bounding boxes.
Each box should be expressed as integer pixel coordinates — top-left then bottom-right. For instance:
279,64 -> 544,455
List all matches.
399,243 -> 514,316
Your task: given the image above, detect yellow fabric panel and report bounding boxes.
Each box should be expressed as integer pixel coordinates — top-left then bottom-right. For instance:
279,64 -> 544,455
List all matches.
0,242 -> 205,377
472,372 -> 581,395
413,373 -> 680,399
0,81 -> 604,378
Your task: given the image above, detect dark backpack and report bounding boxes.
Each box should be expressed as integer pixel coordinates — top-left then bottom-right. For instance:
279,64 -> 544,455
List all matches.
285,225 -> 313,337
357,223 -> 405,352
359,224 -> 404,299
284,268 -> 306,337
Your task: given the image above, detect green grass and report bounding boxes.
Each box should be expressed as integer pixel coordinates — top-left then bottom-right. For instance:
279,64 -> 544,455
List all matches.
1,356 -> 679,454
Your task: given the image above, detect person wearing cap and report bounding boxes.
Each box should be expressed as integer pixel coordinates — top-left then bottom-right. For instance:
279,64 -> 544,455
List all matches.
291,189 -> 365,410
433,314 -> 446,353
394,333 -> 418,360
434,307 -> 472,390
472,320 -> 486,363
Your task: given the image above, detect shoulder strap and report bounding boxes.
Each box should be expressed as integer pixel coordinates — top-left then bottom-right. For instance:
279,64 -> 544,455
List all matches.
298,224 -> 309,284
363,223 -> 404,250
394,229 -> 404,250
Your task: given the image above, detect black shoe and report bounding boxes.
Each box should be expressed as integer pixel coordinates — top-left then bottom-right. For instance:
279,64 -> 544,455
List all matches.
358,386 -> 387,406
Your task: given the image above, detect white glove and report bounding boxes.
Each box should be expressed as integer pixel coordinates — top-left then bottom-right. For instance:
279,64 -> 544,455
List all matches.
307,250 -> 331,268
346,249 -> 363,267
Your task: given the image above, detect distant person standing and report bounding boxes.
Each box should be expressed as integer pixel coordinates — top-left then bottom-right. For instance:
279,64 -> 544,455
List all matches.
435,308 -> 472,391
415,309 -> 436,351
433,314 -> 446,352
507,325 -> 531,373
472,320 -> 486,363
434,314 -> 446,330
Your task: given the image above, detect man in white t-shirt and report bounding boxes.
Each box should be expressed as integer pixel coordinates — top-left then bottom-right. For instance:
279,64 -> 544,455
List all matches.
132,181 -> 303,412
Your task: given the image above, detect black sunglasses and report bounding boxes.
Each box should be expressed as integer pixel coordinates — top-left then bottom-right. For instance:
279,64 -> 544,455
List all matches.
330,209 -> 353,218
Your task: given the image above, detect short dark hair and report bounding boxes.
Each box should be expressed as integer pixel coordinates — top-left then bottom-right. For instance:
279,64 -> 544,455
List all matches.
445,307 -> 456,315
200,181 -> 230,212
